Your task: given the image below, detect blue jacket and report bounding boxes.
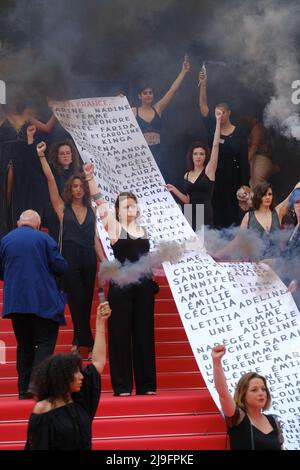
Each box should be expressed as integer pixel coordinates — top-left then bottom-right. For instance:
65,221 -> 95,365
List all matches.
0,226 -> 68,325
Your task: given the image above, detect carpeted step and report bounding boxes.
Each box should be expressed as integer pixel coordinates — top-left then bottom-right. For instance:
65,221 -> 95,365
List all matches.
0,390 -> 217,421
0,357 -> 198,377
2,341 -> 193,363
0,312 -> 182,333
0,432 -> 227,450
0,326 -> 188,346
0,371 -> 206,396
0,413 -> 225,443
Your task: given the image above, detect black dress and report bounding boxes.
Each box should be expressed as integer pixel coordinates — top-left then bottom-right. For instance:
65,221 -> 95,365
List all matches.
25,364 -> 100,450
203,114 -> 249,228
0,120 -> 48,234
183,171 -> 214,230
247,209 -> 281,259
107,226 -> 156,395
226,408 -> 282,450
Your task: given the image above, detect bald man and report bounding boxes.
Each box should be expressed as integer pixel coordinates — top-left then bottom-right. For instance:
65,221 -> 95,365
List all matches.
0,210 -> 68,399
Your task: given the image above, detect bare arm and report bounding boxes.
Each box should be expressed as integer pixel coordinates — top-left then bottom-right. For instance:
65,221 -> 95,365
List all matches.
83,163 -> 120,242
205,108 -> 222,180
91,304 -> 111,374
248,124 -> 262,163
212,345 -> 236,417
155,60 -> 190,115
165,184 -> 190,204
276,180 -> 300,223
198,68 -> 209,117
94,232 -> 106,261
30,115 -> 56,133
36,142 -> 64,221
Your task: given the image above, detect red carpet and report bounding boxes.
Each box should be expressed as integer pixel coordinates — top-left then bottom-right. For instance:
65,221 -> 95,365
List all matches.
0,276 -> 226,450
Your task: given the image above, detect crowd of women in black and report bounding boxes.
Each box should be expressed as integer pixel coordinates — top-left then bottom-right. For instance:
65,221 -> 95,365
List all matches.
0,57 -> 299,450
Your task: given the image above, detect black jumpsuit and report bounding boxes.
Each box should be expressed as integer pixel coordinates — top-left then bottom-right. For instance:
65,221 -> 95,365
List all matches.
108,226 -> 157,395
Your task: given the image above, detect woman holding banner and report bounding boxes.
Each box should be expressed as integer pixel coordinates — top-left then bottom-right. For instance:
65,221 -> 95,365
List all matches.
36,141 -> 104,360
211,344 -> 283,450
83,163 -> 157,397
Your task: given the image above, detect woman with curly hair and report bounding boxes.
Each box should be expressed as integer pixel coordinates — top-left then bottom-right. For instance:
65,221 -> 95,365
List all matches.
211,344 -> 284,450
36,141 -> 105,359
25,303 -> 111,450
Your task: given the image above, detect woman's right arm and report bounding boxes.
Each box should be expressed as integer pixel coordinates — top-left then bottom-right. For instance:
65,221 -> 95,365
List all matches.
165,184 -> 190,204
211,344 -> 236,417
83,163 -> 120,242
36,142 -> 64,221
198,67 -> 209,117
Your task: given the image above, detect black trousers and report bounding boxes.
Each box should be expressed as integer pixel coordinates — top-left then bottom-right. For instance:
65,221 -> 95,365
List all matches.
108,279 -> 157,395
10,313 -> 59,396
62,242 -> 97,348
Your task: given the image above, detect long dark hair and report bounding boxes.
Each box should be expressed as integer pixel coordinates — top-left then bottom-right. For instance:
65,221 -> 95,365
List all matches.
31,354 -> 83,403
49,140 -> 81,175
62,174 -> 91,206
186,141 -> 210,171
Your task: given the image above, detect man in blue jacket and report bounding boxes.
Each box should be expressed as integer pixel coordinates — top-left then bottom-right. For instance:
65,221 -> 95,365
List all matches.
0,210 -> 68,399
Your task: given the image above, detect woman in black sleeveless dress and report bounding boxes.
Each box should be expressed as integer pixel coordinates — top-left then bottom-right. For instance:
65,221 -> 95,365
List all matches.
36,141 -> 104,358
212,344 -> 283,450
132,58 -> 190,176
166,108 -> 222,230
84,163 -> 157,396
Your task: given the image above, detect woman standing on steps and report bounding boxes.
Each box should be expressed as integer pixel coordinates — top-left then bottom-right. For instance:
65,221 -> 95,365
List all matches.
36,141 -> 104,359
166,107 -> 222,230
83,163 -> 157,397
211,344 -> 283,450
25,303 -> 111,450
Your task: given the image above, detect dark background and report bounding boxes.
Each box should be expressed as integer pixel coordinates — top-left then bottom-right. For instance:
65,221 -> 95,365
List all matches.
0,0 -> 299,194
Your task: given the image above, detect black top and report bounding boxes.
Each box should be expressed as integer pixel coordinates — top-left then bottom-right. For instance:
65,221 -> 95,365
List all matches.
183,171 -> 214,227
62,204 -> 95,248
25,364 -> 101,450
112,226 -> 150,264
136,107 -> 162,137
226,408 -> 282,450
203,113 -> 249,188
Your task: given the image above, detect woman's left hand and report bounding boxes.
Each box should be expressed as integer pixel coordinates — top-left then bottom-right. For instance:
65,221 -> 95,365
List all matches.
288,279 -> 298,293
83,162 -> 94,178
182,60 -> 190,74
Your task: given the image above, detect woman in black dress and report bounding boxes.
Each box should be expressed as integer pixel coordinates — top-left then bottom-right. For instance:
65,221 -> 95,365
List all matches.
199,67 -> 249,227
165,107 -> 222,230
25,303 -> 111,450
36,141 -> 104,358
83,163 -> 157,397
0,105 -> 56,236
211,344 -> 283,450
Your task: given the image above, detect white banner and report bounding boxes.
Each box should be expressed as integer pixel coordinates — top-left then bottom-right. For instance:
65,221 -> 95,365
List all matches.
53,96 -> 300,449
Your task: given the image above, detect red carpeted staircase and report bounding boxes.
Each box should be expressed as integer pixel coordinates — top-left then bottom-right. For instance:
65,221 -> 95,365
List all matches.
0,276 -> 226,450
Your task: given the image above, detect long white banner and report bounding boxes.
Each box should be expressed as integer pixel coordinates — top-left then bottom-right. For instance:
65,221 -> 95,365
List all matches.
53,96 -> 300,449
